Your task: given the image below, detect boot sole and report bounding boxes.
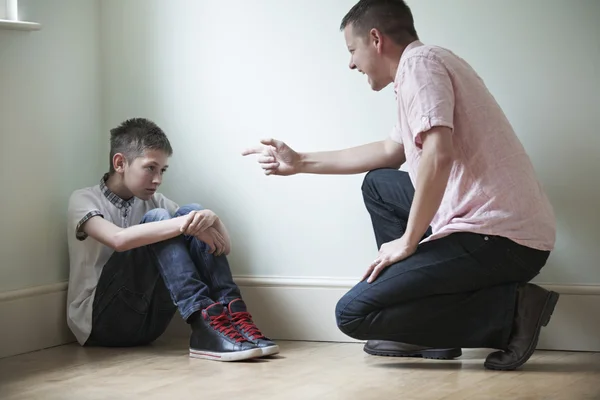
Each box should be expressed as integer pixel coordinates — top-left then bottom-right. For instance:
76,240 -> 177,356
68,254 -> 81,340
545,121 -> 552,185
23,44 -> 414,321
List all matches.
484,291 -> 560,371
189,347 -> 262,362
364,346 -> 462,360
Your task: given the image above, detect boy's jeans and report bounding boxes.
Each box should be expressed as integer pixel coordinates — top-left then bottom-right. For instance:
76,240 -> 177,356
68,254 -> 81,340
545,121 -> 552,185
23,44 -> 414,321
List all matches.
86,204 -> 242,347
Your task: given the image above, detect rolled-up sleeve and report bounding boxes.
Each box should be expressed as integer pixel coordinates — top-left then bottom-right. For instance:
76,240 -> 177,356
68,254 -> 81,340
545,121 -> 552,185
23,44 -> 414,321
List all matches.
399,55 -> 455,149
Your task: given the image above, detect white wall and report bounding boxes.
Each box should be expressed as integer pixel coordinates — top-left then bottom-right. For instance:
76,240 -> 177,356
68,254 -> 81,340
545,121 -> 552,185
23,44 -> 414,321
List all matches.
100,0 -> 600,285
0,0 -> 103,292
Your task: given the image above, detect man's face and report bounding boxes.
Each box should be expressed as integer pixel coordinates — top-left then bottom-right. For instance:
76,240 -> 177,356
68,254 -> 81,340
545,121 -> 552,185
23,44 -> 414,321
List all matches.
122,149 -> 169,200
344,24 -> 391,91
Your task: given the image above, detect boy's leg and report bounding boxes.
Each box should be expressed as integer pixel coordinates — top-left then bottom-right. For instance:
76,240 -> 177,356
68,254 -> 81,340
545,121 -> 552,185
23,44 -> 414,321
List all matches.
88,208 -> 262,361
174,204 -> 280,356
87,234 -> 178,347
174,204 -> 242,305
142,208 -> 262,361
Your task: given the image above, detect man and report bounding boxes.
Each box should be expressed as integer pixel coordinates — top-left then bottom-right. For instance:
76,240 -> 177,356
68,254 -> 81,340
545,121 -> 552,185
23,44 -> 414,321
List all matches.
242,0 -> 558,371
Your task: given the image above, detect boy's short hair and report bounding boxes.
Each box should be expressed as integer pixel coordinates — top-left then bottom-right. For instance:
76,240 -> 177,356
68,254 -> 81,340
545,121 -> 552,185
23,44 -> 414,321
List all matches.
340,0 -> 418,46
109,118 -> 173,173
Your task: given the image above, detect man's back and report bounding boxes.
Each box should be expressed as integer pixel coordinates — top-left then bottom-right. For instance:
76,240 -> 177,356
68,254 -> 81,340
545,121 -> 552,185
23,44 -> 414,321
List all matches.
392,41 -> 555,251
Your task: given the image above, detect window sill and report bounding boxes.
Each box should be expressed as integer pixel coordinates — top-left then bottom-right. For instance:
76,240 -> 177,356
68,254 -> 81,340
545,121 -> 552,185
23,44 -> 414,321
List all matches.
0,19 -> 41,31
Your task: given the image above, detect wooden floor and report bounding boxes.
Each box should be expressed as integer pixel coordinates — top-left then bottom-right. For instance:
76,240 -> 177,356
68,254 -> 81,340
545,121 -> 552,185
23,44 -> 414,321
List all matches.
0,338 -> 599,400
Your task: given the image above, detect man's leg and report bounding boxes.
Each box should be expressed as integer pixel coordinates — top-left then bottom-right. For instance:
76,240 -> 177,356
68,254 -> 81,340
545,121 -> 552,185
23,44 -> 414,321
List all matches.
358,169 -> 459,359
361,168 -> 432,246
336,169 -> 558,369
174,204 -> 279,357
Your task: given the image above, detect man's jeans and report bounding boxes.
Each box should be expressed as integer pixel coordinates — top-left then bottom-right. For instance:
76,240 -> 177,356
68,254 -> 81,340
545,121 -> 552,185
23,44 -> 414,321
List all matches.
335,169 -> 551,350
86,204 -> 241,347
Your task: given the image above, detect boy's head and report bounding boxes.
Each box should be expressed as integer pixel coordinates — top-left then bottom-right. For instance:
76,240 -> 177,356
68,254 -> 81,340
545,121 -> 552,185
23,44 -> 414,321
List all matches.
109,118 -> 173,200
340,0 -> 418,91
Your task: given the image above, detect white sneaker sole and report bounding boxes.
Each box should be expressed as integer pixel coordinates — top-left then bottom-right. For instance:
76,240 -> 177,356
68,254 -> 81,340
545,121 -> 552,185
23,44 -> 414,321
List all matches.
260,344 -> 280,357
189,347 -> 262,362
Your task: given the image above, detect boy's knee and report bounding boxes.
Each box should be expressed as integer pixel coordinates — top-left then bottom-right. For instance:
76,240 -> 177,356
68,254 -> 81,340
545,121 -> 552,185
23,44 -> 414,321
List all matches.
142,208 -> 171,222
175,203 -> 204,216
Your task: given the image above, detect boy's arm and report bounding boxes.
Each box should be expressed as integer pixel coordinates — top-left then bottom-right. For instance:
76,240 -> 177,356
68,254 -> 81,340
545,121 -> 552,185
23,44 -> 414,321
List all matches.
82,215 -> 191,252
213,218 -> 231,255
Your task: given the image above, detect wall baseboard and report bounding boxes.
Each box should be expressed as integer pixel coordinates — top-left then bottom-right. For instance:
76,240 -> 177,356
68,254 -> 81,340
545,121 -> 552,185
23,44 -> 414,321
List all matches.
0,282 -> 74,359
166,276 -> 600,352
2,277 -> 599,359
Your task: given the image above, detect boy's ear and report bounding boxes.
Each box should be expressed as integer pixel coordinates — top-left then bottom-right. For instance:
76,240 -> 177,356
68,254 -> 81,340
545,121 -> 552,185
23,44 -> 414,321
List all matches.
113,153 -> 127,173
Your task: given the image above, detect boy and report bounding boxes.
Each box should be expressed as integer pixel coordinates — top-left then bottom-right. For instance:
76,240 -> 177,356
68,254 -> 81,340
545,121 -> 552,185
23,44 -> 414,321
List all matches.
66,117 -> 278,361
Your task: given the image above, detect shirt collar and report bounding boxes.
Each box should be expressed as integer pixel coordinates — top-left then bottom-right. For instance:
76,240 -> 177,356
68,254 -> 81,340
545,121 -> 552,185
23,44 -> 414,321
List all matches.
100,173 -> 135,210
393,40 -> 424,94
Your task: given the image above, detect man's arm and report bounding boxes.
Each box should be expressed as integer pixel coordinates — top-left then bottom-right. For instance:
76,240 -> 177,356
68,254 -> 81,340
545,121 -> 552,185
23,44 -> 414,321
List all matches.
82,215 -> 190,252
242,137 -> 405,176
363,126 -> 454,283
298,138 -> 406,175
403,126 -> 454,246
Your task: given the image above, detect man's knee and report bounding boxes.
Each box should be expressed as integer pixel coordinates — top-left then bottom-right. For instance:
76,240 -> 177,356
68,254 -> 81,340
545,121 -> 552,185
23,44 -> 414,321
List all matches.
362,169 -> 384,191
362,168 -> 409,192
334,293 -> 367,340
362,169 -> 395,198
175,203 -> 204,217
142,208 -> 171,222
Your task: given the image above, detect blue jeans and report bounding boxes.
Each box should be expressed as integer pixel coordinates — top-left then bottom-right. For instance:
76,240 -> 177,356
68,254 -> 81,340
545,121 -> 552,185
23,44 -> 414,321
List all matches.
335,169 -> 550,350
86,204 -> 242,347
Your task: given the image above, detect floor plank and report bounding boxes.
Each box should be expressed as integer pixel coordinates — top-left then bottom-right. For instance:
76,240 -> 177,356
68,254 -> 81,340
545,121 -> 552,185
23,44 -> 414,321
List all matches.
0,339 -> 598,400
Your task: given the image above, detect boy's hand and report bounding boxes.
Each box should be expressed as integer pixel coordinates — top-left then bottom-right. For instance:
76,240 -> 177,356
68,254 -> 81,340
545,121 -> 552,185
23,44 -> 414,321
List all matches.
180,210 -> 218,236
196,227 -> 226,256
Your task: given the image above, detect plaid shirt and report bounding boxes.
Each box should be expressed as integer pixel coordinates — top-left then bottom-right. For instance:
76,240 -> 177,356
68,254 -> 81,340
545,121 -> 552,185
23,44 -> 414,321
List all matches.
75,174 -> 136,240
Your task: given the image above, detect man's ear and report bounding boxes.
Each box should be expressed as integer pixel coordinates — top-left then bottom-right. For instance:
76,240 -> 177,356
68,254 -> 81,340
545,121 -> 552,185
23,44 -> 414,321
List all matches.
369,28 -> 383,53
113,153 -> 127,173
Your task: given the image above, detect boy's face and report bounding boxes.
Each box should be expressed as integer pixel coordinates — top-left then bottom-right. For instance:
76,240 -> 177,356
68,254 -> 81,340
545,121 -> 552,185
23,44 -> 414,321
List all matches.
120,149 -> 169,200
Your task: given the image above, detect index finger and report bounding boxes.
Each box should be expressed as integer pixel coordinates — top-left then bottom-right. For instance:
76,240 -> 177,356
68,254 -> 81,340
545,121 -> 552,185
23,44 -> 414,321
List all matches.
241,146 -> 264,156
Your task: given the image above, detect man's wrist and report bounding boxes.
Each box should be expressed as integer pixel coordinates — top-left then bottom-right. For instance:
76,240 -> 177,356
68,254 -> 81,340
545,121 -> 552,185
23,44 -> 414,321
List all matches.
297,152 -> 308,173
403,229 -> 423,248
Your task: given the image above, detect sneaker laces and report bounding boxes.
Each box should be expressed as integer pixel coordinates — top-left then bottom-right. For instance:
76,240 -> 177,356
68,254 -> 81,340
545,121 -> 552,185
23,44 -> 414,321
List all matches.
230,311 -> 265,340
208,312 -> 247,343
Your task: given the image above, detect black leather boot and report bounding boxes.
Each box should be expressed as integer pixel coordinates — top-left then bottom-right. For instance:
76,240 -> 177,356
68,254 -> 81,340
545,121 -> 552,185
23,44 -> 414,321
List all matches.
484,283 -> 560,371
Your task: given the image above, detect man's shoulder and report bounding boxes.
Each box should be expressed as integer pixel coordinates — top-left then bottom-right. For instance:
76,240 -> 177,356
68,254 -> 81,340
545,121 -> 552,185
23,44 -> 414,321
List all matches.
400,41 -> 461,68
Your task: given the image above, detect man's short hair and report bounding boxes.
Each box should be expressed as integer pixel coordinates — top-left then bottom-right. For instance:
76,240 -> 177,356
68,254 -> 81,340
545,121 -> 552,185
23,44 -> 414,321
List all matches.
340,0 -> 418,45
109,118 -> 173,173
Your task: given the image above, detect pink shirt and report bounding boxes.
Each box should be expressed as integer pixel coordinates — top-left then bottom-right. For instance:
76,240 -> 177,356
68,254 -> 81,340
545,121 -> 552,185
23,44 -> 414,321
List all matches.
391,41 -> 555,251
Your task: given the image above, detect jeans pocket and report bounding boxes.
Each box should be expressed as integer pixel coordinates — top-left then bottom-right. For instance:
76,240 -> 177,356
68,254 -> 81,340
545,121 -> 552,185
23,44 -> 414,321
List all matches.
91,287 -> 149,346
505,245 -> 546,280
